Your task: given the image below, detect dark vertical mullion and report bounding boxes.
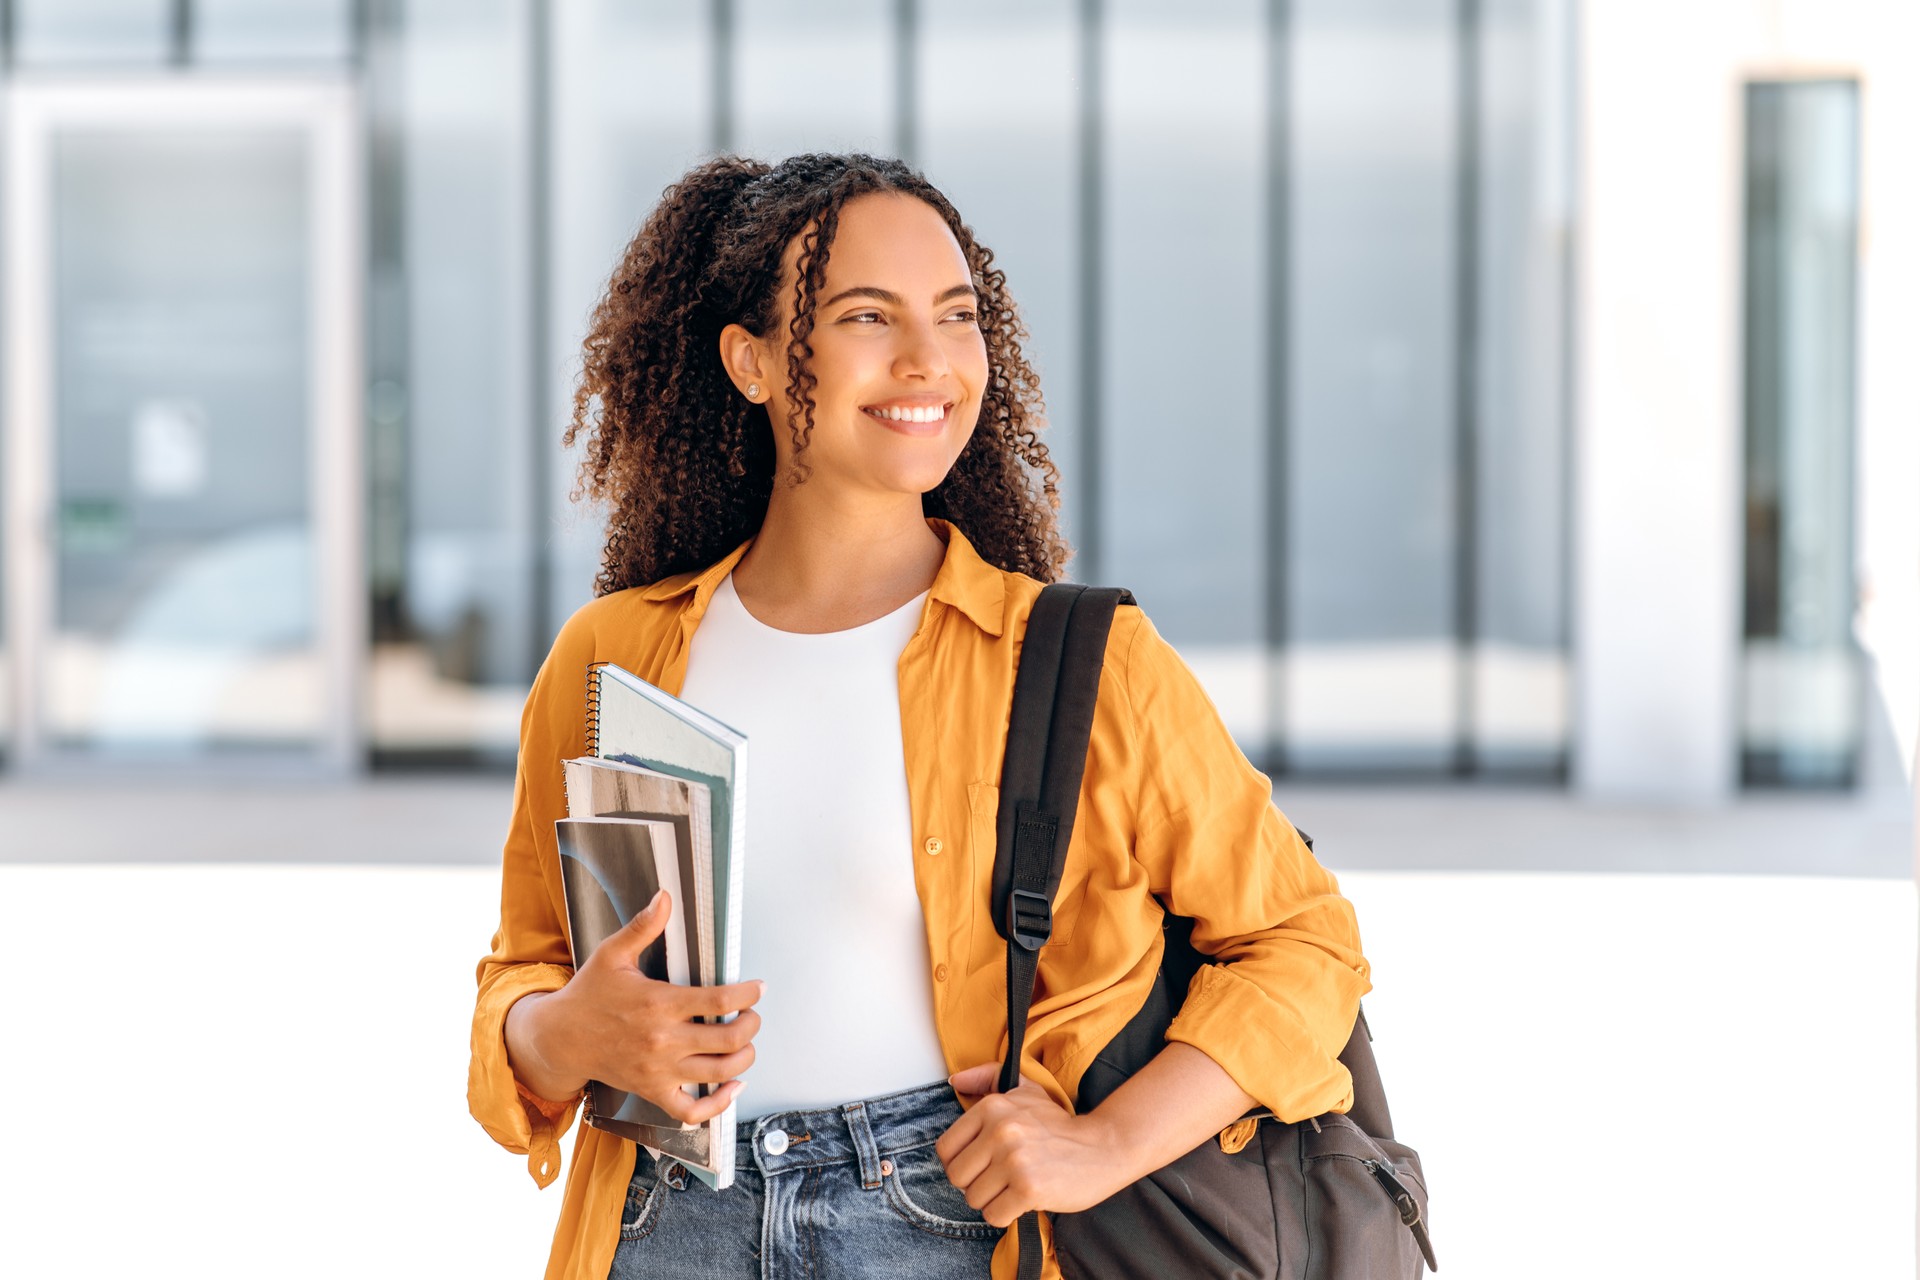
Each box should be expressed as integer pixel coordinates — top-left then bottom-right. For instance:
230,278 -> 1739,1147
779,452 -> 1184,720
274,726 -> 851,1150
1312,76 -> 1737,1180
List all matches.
1835,79 -> 1863,791
170,0 -> 191,66
1555,3 -> 1578,784
528,0 -> 554,661
711,0 -> 735,154
1835,82 -> 1862,789
363,0 -> 411,666
1451,0 -> 1481,777
348,0 -> 369,69
1075,0 -> 1103,584
1262,0 -> 1292,776
894,0 -> 916,163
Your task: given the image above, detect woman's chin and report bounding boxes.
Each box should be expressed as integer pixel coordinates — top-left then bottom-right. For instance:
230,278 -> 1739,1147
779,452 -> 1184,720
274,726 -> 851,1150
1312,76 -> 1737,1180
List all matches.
804,434 -> 968,501
864,455 -> 965,500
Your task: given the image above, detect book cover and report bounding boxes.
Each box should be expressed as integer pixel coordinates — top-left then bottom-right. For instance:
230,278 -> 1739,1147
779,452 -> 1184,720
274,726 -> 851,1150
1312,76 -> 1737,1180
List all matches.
587,661 -> 747,996
582,661 -> 749,1190
553,816 -> 716,1174
562,756 -> 716,990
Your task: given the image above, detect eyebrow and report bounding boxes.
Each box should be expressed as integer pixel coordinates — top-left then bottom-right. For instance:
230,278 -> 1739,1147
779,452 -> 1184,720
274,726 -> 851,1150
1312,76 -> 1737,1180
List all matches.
819,284 -> 977,309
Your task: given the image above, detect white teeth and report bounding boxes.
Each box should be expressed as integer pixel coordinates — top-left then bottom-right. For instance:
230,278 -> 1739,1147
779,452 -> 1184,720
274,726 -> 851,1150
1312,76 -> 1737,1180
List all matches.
871,405 -> 944,423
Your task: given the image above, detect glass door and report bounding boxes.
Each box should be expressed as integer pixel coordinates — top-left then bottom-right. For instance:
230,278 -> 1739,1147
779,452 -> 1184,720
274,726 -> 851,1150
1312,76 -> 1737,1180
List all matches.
3,77 -> 362,773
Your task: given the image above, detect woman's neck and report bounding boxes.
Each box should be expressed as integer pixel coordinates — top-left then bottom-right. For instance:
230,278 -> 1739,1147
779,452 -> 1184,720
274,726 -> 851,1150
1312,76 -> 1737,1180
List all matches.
729,493 -> 946,635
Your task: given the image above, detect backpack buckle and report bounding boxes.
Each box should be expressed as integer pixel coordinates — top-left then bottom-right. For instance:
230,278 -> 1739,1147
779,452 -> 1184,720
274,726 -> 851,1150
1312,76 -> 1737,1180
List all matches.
1008,888 -> 1053,951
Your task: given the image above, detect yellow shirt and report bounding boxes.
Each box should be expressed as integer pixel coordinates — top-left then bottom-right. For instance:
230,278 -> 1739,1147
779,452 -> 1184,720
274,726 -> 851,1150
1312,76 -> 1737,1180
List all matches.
468,517 -> 1372,1280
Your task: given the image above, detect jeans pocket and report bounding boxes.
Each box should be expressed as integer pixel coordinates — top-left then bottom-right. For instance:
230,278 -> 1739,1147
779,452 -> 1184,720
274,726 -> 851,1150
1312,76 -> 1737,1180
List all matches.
620,1150 -> 670,1243
879,1146 -> 1002,1241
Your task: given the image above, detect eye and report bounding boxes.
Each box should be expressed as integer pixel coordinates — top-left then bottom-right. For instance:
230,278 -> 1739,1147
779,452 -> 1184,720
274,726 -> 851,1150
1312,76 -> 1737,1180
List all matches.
843,310 -> 884,324
945,309 -> 979,324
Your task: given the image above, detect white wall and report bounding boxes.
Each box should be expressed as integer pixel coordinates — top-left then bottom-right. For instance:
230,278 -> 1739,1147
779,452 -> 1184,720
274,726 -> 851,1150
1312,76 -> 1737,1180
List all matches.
1574,0 -> 1919,803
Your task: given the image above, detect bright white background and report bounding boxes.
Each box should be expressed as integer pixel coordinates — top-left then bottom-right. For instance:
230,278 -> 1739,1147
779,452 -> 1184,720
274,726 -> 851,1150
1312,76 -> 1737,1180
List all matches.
2,862 -> 1911,1279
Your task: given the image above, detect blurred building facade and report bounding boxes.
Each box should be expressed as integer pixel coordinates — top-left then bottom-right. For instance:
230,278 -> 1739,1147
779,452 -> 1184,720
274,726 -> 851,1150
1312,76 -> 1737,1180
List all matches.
0,0 -> 1910,805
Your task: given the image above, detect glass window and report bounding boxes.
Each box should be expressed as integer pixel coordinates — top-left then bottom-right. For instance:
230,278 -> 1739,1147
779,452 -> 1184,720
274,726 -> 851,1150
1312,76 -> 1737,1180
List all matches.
194,0 -> 354,64
733,0 -> 895,157
546,0 -> 715,630
15,0 -> 171,65
1287,0 -> 1459,771
350,0 -> 1579,781
913,0 -> 1082,555
49,126 -> 318,755
369,0 -> 534,764
1102,0 -> 1270,749
1741,80 -> 1862,787
1470,0 -> 1573,775
0,436 -> 7,763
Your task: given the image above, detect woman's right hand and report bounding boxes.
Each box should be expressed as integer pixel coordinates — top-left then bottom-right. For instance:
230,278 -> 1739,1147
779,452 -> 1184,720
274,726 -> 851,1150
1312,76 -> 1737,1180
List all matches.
505,889 -> 763,1124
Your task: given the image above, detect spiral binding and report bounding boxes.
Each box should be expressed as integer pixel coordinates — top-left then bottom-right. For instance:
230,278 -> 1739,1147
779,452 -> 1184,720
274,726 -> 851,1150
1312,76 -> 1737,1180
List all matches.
580,661 -> 609,1137
584,661 -> 609,757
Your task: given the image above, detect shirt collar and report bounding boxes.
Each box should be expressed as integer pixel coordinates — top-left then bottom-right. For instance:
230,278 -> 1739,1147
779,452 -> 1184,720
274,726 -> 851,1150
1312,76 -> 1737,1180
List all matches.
635,537 -> 752,613
924,517 -> 1007,637
635,516 -> 1007,638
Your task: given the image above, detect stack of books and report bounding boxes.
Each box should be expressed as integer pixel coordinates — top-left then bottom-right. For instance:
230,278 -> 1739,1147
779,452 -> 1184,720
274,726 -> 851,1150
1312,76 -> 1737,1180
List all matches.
554,662 -> 748,1190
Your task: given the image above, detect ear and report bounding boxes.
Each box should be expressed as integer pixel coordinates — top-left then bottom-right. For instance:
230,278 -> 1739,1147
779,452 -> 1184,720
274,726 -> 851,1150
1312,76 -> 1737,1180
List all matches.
718,323 -> 771,401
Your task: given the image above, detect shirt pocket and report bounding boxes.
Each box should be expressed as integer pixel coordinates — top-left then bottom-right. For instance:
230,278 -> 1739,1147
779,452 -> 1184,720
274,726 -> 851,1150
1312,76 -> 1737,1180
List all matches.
968,780 -> 1091,948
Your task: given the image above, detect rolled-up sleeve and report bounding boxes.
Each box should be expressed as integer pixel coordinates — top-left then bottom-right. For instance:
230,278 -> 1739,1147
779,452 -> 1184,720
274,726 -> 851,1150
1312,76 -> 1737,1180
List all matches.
468,618 -> 592,1187
1120,610 -> 1372,1123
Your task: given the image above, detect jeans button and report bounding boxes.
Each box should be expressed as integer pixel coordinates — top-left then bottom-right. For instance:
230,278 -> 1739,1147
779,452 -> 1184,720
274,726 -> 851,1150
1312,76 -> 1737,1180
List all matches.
763,1127 -> 790,1156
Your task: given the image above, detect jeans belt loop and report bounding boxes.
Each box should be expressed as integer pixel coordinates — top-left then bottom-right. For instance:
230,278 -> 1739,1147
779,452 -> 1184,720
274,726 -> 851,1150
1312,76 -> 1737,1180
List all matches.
842,1100 -> 884,1190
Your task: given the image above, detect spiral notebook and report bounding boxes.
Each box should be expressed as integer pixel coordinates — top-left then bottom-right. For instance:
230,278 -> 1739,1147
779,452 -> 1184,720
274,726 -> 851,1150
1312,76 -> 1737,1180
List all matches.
570,660 -> 749,1189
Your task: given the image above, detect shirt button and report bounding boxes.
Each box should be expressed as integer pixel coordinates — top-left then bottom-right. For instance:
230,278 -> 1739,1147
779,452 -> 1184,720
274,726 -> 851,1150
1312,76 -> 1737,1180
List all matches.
924,836 -> 944,856
762,1128 -> 789,1156
934,963 -> 950,982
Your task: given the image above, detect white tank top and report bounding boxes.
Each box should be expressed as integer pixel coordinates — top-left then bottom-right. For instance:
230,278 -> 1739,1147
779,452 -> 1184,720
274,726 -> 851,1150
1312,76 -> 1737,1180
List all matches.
677,571 -> 949,1118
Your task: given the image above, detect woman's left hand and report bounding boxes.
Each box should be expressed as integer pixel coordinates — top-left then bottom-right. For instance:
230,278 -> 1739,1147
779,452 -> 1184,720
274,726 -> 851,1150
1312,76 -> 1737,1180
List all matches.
935,1062 -> 1131,1227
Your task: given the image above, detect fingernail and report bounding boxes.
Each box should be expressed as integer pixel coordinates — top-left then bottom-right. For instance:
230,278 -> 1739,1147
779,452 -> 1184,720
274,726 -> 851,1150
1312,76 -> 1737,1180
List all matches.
647,889 -> 665,910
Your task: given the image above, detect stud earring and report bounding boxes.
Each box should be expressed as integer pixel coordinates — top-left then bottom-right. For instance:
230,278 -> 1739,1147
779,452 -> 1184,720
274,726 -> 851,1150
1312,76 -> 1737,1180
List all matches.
747,383 -> 759,399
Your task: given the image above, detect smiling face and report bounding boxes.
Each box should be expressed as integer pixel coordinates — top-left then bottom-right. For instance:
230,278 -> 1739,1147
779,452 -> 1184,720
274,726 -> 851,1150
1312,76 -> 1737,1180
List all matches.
721,192 -> 989,504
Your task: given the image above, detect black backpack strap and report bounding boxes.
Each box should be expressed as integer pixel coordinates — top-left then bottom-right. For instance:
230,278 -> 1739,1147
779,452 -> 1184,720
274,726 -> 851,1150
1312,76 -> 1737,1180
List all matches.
992,582 -> 1133,1280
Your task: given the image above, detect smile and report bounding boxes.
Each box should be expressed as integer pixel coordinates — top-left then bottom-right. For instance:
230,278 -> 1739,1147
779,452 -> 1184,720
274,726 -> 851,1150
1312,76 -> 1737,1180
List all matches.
863,402 -> 951,423
861,401 -> 953,434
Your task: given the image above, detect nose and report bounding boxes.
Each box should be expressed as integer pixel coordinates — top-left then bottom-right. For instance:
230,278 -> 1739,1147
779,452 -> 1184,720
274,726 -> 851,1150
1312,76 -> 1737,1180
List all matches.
891,313 -> 950,381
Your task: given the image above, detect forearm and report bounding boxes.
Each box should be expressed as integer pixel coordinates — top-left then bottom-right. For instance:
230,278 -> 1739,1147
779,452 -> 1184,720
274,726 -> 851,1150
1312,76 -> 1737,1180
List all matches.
1082,1041 -> 1257,1182
505,990 -> 589,1103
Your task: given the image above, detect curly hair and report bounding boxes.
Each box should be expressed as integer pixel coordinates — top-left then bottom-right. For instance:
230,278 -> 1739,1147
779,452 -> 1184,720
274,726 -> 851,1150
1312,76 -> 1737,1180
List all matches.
563,152 -> 1072,597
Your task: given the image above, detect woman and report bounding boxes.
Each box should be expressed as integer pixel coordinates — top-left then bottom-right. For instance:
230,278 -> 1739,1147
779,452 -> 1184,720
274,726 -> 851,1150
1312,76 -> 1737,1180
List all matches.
469,153 -> 1371,1280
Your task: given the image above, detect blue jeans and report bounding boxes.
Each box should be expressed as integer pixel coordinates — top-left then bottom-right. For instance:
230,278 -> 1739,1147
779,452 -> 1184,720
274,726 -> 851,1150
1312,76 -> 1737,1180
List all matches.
608,1080 -> 1003,1280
